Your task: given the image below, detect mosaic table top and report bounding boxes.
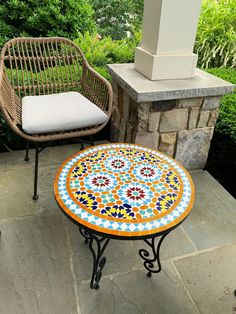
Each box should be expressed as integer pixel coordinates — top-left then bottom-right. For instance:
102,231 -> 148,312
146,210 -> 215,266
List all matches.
54,143 -> 194,238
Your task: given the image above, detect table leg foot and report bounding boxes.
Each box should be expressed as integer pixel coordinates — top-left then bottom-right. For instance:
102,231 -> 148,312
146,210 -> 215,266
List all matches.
139,231 -> 170,277
79,227 -> 110,289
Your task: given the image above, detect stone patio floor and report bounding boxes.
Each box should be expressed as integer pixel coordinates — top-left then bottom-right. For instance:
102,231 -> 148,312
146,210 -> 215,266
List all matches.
0,142 -> 236,314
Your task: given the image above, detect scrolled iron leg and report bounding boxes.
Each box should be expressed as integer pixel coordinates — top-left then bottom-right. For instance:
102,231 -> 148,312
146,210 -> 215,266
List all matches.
139,231 -> 170,277
79,227 -> 110,289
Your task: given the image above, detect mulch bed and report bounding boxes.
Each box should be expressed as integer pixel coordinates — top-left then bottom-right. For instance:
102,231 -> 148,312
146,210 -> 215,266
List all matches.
205,132 -> 236,198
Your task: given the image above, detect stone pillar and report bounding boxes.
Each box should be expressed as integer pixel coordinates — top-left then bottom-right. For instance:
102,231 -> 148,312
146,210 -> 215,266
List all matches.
134,0 -> 202,80
108,64 -> 234,171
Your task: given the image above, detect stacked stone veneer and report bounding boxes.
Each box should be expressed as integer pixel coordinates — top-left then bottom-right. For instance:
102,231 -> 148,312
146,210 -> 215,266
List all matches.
111,81 -> 220,171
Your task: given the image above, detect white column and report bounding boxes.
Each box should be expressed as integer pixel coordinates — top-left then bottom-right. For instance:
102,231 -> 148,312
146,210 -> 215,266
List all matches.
134,0 -> 202,80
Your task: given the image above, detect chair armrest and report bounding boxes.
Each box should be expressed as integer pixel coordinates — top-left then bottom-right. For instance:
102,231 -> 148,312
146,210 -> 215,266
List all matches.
81,63 -> 113,117
0,66 -> 21,126
0,69 -> 35,141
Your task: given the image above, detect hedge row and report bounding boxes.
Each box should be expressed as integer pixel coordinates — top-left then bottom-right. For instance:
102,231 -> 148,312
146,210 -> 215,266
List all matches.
205,68 -> 236,142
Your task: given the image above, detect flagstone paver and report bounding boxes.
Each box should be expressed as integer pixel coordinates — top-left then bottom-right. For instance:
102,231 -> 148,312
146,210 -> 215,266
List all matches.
174,244 -> 236,314
182,171 -> 236,250
0,143 -> 235,314
77,265 -> 199,314
0,213 -> 77,314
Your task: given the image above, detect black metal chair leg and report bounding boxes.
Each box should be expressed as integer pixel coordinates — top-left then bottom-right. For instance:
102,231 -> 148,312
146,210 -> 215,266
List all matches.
33,143 -> 39,200
90,136 -> 94,146
80,140 -> 84,150
24,141 -> 30,161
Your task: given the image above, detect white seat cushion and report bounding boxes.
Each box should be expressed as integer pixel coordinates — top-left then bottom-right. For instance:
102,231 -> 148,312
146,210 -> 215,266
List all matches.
22,91 -> 108,134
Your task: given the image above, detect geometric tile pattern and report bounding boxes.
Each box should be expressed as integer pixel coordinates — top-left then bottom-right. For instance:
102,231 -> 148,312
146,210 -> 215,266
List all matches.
54,143 -> 194,238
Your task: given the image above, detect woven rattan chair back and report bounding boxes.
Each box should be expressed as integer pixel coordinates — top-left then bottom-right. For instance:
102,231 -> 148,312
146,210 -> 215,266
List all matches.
2,37 -> 85,98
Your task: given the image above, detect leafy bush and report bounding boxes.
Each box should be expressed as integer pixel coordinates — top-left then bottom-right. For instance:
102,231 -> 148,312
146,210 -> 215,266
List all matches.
0,0 -> 95,48
88,0 -> 144,40
195,0 -> 236,68
205,68 -> 236,141
74,32 -> 141,79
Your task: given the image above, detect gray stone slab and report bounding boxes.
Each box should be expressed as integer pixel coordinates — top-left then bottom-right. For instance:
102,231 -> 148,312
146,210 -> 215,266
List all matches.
0,144 -> 78,173
178,97 -> 203,108
208,109 -> 219,127
197,110 -> 210,128
148,111 -> 161,131
65,219 -> 141,282
158,132 -> 177,157
0,142 -> 110,220
0,165 -> 59,219
0,148 -> 30,171
202,96 -> 221,110
78,264 -> 198,314
188,107 -> 199,129
107,64 -> 235,103
133,226 -> 196,261
0,141 -> 109,171
159,108 -> 188,132
175,127 -> 214,170
134,130 -> 159,150
182,170 -> 236,250
174,244 -> 236,314
0,214 -> 77,314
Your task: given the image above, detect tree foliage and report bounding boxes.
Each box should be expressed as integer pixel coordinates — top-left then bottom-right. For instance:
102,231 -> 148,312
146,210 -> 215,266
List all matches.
0,0 -> 95,47
89,0 -> 144,39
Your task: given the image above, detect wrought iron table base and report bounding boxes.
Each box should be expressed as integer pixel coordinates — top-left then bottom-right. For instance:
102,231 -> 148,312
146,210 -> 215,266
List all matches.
79,227 -> 170,289
138,231 -> 170,277
79,228 -> 110,289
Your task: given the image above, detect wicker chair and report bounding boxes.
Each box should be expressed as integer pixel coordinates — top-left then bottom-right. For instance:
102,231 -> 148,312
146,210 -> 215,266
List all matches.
0,37 -> 113,199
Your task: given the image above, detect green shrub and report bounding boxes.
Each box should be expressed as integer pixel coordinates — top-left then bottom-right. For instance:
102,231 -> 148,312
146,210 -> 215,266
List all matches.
205,68 -> 236,141
0,0 -> 95,48
195,0 -> 236,68
74,32 -> 141,80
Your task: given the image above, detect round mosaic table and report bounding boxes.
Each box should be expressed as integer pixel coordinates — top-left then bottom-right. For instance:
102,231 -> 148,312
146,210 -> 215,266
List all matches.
54,143 -> 194,289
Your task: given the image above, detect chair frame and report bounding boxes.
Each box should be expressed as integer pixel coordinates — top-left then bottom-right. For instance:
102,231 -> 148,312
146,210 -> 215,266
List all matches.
0,37 -> 113,199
